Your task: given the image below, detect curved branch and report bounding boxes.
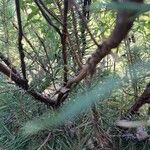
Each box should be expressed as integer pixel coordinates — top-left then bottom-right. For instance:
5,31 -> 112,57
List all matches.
55,0 -> 144,107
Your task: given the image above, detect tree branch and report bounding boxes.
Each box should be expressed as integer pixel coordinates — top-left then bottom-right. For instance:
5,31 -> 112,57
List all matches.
15,0 -> 28,89
0,62 -> 56,106
61,0 -> 69,85
38,0 -> 63,25
0,52 -> 20,77
72,0 -> 99,47
129,82 -> 150,114
0,0 -> 144,108
55,0 -> 144,107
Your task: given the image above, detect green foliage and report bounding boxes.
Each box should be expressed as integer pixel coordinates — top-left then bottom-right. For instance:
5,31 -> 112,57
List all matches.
90,1 -> 150,13
0,0 -> 149,149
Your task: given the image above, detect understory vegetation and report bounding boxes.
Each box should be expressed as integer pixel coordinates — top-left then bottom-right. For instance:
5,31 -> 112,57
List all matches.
0,0 -> 150,149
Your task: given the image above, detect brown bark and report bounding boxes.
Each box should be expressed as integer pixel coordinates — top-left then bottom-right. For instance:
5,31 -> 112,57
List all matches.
61,0 -> 69,85
129,82 -> 150,114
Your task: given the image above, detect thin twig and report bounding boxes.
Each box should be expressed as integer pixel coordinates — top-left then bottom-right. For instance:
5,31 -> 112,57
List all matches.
34,0 -> 62,36
37,132 -> 52,150
38,0 -> 63,25
71,0 -> 99,47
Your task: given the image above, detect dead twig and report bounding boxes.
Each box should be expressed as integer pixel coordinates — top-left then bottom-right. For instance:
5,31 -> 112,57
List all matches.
37,132 -> 52,150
